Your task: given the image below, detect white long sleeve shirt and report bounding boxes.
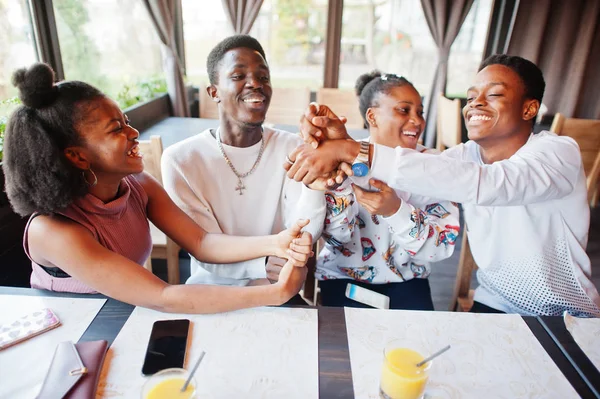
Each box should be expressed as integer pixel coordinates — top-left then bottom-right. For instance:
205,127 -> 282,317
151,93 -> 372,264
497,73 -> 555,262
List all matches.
161,127 -> 326,286
370,131 -> 600,316
317,146 -> 459,284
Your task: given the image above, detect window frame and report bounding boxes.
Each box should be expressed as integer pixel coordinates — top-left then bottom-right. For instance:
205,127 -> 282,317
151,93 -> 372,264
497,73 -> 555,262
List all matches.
323,0 -> 343,88
29,0 -> 64,80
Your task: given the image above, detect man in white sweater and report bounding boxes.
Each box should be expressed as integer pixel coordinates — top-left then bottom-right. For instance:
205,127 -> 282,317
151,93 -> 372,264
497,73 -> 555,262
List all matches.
285,54 -> 600,316
162,35 -> 325,288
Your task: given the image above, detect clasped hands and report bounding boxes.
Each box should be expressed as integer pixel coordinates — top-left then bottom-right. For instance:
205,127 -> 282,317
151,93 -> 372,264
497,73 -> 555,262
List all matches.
283,103 -> 352,190
252,219 -> 313,286
283,103 -> 401,218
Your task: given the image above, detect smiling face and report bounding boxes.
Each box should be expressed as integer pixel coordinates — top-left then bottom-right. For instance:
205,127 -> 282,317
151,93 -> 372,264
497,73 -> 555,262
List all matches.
463,64 -> 539,145
366,85 -> 425,149
66,96 -> 143,178
209,47 -> 272,127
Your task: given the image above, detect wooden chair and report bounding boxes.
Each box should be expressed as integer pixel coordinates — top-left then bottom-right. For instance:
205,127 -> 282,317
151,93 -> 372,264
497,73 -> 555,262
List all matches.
200,85 -> 310,126
199,83 -> 219,119
138,136 -> 181,284
550,113 -> 600,205
436,93 -> 462,151
316,88 -> 364,129
265,87 -> 311,125
449,227 -> 478,312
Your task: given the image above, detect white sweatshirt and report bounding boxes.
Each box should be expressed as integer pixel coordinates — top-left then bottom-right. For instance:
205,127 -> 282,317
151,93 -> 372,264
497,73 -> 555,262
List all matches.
161,127 -> 326,286
370,131 -> 600,316
317,145 -> 459,284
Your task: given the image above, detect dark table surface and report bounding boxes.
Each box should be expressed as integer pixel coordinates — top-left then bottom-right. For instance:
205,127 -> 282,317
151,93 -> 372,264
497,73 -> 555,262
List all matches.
3,287 -> 599,398
537,316 -> 600,398
139,117 -> 370,149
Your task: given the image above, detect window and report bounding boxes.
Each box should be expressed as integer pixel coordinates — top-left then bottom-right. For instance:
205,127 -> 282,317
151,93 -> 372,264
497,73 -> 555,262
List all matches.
447,0 -> 494,97
184,0 -> 328,90
1,0 -> 37,155
339,0 -> 492,100
250,0 -> 328,89
0,0 -> 37,103
53,0 -> 165,108
339,0 -> 437,95
182,0 -> 233,86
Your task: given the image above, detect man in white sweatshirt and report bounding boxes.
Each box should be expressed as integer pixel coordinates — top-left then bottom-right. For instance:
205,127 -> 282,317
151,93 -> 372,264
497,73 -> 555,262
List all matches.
285,54 -> 600,316
162,35 -> 325,290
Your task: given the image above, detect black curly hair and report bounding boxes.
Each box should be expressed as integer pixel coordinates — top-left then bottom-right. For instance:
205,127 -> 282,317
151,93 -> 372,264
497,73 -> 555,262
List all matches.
479,54 -> 545,103
2,63 -> 105,216
355,70 -> 416,126
206,34 -> 267,85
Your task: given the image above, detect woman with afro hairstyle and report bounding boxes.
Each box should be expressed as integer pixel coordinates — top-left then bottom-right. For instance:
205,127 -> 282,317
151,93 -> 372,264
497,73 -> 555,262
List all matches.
315,71 -> 459,310
3,63 -> 313,314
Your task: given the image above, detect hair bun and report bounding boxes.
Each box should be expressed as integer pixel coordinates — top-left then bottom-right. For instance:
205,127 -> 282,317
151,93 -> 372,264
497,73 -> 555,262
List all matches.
355,70 -> 382,96
11,63 -> 57,109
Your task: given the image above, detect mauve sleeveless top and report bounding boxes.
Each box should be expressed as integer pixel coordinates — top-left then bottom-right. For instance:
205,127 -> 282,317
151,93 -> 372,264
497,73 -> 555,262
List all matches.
24,175 -> 152,293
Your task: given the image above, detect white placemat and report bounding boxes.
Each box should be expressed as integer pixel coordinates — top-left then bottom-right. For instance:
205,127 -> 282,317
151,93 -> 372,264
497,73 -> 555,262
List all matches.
344,308 -> 579,399
564,312 -> 600,371
97,306 -> 319,398
0,295 -> 106,399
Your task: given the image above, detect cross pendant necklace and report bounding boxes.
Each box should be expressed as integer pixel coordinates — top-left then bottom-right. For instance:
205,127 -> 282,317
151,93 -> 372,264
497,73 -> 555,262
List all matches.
215,128 -> 265,197
235,178 -> 246,195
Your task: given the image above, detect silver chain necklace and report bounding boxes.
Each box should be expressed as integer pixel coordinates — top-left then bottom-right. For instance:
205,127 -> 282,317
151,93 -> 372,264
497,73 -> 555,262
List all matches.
215,128 -> 265,195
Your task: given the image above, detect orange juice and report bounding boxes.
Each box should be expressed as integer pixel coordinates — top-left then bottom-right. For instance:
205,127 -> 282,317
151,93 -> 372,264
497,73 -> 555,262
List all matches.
379,348 -> 430,399
145,378 -> 195,399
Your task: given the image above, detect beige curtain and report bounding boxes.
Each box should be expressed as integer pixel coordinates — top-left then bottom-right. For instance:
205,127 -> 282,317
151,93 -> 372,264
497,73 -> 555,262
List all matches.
506,0 -> 600,119
142,0 -> 190,117
221,0 -> 264,34
421,0 -> 473,147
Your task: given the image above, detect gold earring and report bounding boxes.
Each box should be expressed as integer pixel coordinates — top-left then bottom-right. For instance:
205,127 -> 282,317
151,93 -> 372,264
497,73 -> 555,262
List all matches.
82,168 -> 97,187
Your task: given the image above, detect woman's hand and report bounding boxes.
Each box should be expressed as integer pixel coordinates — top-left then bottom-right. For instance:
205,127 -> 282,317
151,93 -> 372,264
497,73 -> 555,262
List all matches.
353,179 -> 402,217
265,256 -> 286,283
274,219 -> 314,266
274,258 -> 308,302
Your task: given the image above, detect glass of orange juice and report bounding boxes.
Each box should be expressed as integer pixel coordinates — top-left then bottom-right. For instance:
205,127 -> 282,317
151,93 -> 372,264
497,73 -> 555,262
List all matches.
379,345 -> 432,399
141,368 -> 197,399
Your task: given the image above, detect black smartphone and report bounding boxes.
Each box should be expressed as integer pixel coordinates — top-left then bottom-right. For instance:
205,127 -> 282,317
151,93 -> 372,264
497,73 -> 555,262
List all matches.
141,319 -> 190,376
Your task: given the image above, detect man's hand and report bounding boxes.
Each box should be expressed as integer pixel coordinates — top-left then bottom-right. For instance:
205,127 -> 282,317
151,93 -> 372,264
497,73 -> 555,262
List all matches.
353,179 -> 402,217
300,103 -> 351,148
275,258 -> 308,303
302,164 -> 353,191
274,219 -> 313,266
265,256 -> 287,283
284,140 -> 356,186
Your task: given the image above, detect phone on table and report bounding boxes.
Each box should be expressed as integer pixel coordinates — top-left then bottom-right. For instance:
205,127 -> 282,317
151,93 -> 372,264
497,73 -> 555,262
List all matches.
0,308 -> 61,350
345,283 -> 390,309
141,319 -> 190,376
